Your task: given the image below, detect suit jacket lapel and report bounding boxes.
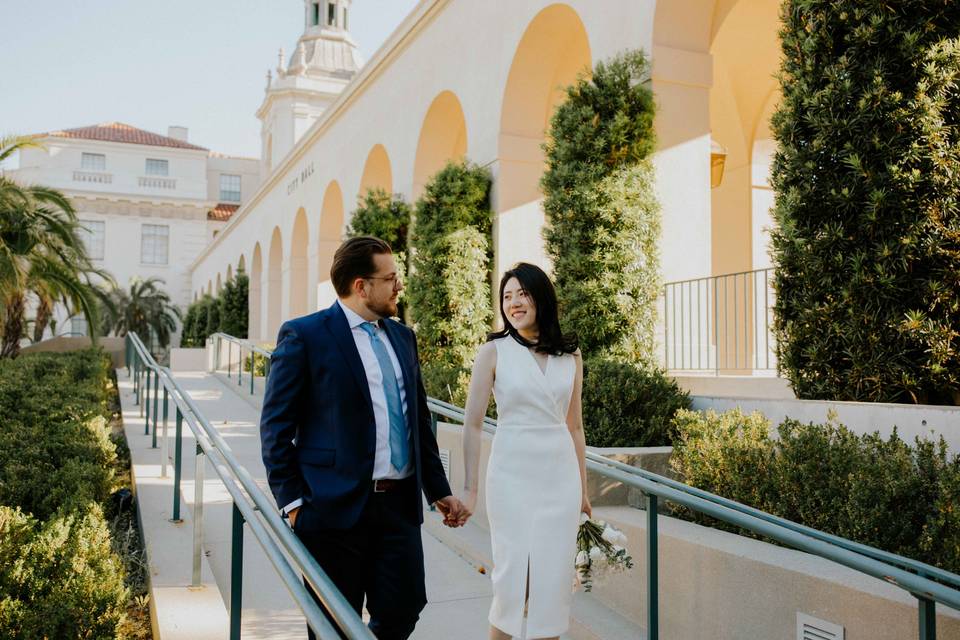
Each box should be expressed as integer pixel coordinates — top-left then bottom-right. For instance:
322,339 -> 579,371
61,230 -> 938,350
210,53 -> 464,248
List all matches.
324,302 -> 374,412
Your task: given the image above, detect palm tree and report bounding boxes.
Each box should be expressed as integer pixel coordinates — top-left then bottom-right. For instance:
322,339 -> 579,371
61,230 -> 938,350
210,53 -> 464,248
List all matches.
105,278 -> 181,353
1,136 -> 107,357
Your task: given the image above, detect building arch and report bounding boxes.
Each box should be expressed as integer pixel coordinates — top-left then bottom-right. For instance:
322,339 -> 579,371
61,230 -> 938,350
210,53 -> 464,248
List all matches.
496,3 -> 591,273
267,227 -> 283,341
250,243 -> 263,341
412,91 -> 468,199
317,181 -> 344,309
358,143 -> 393,199
289,208 -> 310,319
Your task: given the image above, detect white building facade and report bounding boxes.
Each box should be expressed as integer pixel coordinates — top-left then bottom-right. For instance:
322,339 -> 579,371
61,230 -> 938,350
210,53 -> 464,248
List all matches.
189,0 -> 781,367
9,122 -> 260,339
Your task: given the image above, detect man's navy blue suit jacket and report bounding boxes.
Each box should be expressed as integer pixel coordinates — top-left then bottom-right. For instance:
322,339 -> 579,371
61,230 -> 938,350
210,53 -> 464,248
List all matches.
259,302 -> 452,529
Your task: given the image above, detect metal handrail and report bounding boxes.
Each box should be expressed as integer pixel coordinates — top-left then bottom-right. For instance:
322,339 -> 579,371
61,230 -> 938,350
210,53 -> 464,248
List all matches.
205,334 -> 959,639
662,267 -> 776,372
125,333 -> 373,640
209,332 -> 274,396
426,399 -> 960,588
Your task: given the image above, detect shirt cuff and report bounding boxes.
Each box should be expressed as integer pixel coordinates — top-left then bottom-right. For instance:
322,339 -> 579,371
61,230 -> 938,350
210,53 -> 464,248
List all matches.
282,498 -> 303,515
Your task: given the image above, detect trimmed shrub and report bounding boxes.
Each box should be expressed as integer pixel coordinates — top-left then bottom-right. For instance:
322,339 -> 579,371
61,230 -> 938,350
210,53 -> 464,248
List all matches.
205,295 -> 221,339
219,271 -> 249,339
348,188 -> 412,319
0,505 -> 128,638
409,161 -> 493,405
541,50 -> 660,364
0,351 -> 116,521
770,3 -> 960,405
180,296 -> 215,347
581,358 -> 691,447
671,409 -> 960,573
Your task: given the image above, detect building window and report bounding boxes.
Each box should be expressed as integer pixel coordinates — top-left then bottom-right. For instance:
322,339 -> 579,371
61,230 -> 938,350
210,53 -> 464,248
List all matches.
141,224 -> 169,265
81,152 -> 106,171
79,220 -> 105,260
70,316 -> 89,337
343,6 -> 348,30
145,158 -> 169,176
327,1 -> 336,26
219,174 -> 241,202
312,1 -> 320,25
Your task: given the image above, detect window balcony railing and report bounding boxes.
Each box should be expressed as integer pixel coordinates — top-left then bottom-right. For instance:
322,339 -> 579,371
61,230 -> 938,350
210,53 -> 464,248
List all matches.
663,268 -> 777,374
72,170 -> 113,184
138,176 -> 176,189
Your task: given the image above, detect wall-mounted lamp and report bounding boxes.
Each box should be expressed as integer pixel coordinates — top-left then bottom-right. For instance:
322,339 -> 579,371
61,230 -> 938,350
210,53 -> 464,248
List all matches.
710,138 -> 727,189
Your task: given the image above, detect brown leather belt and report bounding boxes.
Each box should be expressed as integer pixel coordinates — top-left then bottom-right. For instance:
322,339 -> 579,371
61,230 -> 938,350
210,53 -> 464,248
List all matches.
373,478 -> 404,493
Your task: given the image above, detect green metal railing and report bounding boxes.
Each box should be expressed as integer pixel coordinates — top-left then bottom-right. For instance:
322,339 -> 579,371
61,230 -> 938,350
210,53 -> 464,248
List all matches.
210,333 -> 273,396
209,334 -> 960,640
125,333 -> 373,640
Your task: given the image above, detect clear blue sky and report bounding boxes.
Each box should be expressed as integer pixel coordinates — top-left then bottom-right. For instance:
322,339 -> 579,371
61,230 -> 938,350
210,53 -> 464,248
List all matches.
0,0 -> 419,159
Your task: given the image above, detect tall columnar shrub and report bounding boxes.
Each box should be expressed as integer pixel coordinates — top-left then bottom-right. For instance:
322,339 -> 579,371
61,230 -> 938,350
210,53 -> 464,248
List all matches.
541,49 -> 660,364
408,161 -> 493,405
219,271 -> 249,339
770,3 -> 960,405
348,188 -> 412,319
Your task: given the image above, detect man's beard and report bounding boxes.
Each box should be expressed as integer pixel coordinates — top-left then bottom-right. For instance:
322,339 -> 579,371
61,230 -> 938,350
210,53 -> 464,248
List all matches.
367,297 -> 398,319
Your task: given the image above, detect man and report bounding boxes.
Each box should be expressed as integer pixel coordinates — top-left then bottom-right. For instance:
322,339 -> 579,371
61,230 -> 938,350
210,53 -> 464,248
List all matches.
260,236 -> 464,640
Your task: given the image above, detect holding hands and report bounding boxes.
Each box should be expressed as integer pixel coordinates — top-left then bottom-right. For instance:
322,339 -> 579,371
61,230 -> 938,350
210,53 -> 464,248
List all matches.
435,495 -> 470,528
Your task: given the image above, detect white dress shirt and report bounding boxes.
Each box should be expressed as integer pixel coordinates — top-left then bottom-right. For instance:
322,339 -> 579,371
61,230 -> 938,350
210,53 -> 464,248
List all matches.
337,299 -> 413,480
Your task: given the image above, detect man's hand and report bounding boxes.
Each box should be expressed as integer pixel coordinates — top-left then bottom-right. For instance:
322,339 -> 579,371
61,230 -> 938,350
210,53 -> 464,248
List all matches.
434,495 -> 466,528
287,506 -> 300,528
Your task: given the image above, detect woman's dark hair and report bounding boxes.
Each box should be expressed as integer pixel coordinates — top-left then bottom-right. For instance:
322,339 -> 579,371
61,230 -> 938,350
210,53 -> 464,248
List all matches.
330,236 -> 392,297
488,262 -> 578,355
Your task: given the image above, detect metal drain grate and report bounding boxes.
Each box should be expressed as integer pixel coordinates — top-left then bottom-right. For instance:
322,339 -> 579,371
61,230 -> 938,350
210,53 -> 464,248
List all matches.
797,613 -> 844,640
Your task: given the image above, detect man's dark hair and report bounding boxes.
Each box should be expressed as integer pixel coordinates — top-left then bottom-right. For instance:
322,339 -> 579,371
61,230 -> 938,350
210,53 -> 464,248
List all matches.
330,236 -> 393,297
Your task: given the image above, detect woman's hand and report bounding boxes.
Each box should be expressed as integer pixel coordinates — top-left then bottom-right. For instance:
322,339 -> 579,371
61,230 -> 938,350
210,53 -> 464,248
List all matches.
457,488 -> 478,526
581,493 -> 592,519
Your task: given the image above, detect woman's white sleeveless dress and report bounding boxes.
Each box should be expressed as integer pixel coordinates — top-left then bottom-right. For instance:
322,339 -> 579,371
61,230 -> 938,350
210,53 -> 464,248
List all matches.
485,336 -> 580,638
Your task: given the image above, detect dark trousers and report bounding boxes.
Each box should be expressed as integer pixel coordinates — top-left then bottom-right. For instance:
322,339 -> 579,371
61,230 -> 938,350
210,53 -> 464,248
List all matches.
295,478 -> 426,640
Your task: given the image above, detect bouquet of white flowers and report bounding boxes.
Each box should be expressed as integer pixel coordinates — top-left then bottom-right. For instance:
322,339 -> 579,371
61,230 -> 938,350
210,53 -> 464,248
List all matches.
574,514 -> 634,592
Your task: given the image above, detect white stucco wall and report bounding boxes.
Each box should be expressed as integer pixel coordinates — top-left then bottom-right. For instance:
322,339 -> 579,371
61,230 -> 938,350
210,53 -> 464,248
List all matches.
192,0 -> 721,344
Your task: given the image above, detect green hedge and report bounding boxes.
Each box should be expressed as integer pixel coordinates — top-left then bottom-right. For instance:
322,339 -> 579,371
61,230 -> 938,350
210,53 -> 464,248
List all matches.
582,359 -> 691,447
0,350 -> 130,638
408,161 -> 493,405
541,49 -> 660,364
671,409 -> 960,573
770,3 -> 960,405
0,504 -> 128,637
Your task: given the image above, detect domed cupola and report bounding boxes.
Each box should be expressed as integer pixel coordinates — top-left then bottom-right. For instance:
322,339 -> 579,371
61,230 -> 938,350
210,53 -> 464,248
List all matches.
256,0 -> 363,174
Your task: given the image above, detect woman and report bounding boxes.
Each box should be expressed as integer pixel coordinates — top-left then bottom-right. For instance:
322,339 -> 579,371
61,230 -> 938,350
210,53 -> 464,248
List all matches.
459,262 -> 590,640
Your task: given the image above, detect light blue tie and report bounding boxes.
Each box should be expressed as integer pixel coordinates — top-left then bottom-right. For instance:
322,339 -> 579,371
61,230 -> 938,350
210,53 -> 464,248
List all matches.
359,322 -> 409,472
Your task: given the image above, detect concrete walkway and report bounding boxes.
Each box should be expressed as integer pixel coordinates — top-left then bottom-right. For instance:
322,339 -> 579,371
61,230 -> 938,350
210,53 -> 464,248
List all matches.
119,369 -> 505,640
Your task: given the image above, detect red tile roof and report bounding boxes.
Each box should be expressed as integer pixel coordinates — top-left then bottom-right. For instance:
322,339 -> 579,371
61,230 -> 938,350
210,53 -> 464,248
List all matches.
44,122 -> 208,151
208,203 -> 240,222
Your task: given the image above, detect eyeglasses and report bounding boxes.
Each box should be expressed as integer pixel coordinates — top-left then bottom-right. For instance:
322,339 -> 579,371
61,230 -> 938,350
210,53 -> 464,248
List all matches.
365,274 -> 402,288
